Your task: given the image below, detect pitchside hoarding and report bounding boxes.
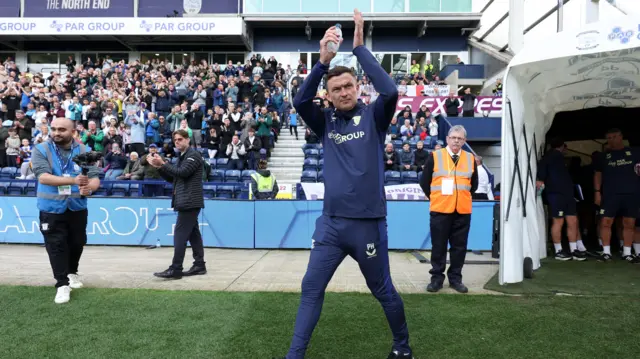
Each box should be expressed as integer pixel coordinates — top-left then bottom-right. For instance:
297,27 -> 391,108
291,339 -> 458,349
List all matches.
24,0 -> 134,17
394,96 -> 503,116
138,0 -> 240,17
0,0 -> 20,17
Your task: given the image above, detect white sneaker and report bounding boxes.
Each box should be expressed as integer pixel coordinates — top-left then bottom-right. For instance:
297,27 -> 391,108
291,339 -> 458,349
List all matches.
54,286 -> 72,304
68,274 -> 83,289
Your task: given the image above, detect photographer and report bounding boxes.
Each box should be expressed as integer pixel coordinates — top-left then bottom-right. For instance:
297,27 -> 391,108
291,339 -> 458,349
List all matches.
31,117 -> 101,304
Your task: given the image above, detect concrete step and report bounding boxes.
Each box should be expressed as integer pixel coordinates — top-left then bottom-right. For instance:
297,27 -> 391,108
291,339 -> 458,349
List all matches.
273,142 -> 305,149
270,149 -> 304,156
271,172 -> 303,181
269,153 -> 305,159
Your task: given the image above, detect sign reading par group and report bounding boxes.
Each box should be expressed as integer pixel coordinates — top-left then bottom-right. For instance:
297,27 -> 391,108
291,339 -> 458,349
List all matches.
0,17 -> 243,36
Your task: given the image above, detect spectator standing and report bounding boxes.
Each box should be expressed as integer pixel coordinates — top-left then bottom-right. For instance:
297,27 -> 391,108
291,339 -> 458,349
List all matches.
444,92 -> 460,117
226,135 -> 246,170
140,144 -> 164,197
81,121 -> 104,152
204,127 -> 220,159
125,110 -> 146,155
5,127 -> 20,167
244,127 -> 262,170
149,129 -> 206,279
289,109 -> 299,140
461,88 -> 476,117
256,107 -> 272,157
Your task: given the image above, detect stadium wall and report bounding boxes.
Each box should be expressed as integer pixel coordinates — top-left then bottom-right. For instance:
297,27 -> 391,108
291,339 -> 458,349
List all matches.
0,197 -> 496,250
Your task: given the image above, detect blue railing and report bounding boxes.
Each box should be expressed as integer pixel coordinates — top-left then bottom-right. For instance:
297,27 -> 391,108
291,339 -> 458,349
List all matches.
439,65 -> 485,79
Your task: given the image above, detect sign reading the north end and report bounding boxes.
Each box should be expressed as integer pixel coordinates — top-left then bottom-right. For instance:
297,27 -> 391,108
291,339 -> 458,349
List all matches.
24,0 -> 135,17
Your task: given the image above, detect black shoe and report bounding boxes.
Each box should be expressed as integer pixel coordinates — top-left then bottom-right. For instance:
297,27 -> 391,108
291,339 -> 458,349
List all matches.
572,250 -> 587,261
184,265 -> 207,276
153,268 -> 183,279
450,282 -> 469,294
586,249 -> 602,258
554,250 -> 572,261
597,253 -> 612,262
387,350 -> 414,359
426,282 -> 443,293
622,255 -> 640,264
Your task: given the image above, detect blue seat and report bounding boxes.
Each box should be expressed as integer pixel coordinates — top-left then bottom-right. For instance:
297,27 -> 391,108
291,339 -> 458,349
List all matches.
318,148 -> 324,158
197,148 -> 208,158
7,181 -> 27,195
318,170 -> 324,183
304,149 -> 319,160
241,170 -> 256,182
225,170 -> 241,183
384,171 -> 401,185
0,180 -> 9,194
111,183 -> 129,197
409,138 -> 418,150
216,185 -> 234,199
211,169 -> 225,182
301,170 -> 318,183
94,183 -> 111,196
208,158 -> 217,168
216,158 -> 229,169
203,184 -> 216,199
418,171 -> 423,184
317,158 -> 324,170
392,140 -> 403,150
129,183 -> 140,197
170,157 -> 178,164
25,181 -> 37,196
401,171 -> 419,184
303,158 -> 318,171
233,185 -> 243,199
0,167 -> 16,179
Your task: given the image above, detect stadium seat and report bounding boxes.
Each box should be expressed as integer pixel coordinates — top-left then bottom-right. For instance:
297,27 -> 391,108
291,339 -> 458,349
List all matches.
392,140 -> 403,150
98,172 -> 105,180
207,158 -> 217,168
25,181 -> 37,196
318,170 -> 324,182
304,149 -> 319,160
0,180 -> 9,194
94,183 -> 111,196
216,158 -> 229,169
216,185 -> 234,199
163,184 -> 173,197
203,184 -> 216,199
418,171 -> 423,184
303,158 -> 318,171
111,183 -> 129,197
401,171 -> 419,184
384,171 -> 401,185
211,169 -> 226,182
301,170 -> 318,183
170,157 -> 178,164
319,148 -> 324,158
129,183 -> 140,197
233,185 -> 243,199
7,181 -> 27,195
225,170 -> 241,183
197,148 -> 208,158
318,159 -> 324,170
241,170 -> 256,182
0,167 -> 17,179
409,138 -> 418,150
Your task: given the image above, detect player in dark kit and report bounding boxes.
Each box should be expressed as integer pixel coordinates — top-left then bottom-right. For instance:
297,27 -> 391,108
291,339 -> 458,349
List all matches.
277,9 -> 413,359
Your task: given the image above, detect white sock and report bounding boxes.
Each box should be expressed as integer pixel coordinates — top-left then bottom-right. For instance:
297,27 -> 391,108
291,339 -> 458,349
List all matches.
603,245 -> 611,255
598,238 -> 603,246
554,243 -> 562,252
569,242 -> 577,252
634,243 -> 640,254
577,240 -> 587,251
623,246 -> 632,256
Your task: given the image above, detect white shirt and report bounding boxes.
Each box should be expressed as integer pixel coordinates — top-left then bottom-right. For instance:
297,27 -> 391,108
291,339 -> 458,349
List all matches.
476,165 -> 490,194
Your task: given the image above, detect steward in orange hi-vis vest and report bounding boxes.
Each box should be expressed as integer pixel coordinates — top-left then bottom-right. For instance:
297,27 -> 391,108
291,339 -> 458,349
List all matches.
429,148 -> 474,214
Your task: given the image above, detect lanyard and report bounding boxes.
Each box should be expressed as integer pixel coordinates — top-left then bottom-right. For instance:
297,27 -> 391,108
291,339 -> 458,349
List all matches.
53,143 -> 74,174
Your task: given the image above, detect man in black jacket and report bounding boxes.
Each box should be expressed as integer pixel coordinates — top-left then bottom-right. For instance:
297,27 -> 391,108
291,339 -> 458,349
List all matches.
148,129 -> 206,279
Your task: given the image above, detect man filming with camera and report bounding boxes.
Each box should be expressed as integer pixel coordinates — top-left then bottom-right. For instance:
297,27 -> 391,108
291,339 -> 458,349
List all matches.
31,117 -> 101,304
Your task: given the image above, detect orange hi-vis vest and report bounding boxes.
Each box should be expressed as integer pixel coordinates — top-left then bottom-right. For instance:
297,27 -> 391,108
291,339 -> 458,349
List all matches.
429,148 -> 474,214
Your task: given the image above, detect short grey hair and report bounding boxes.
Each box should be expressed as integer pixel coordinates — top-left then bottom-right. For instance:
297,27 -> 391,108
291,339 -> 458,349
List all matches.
448,125 -> 467,138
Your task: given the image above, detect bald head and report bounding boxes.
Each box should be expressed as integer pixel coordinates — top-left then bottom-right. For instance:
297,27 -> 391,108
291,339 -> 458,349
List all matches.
50,117 -> 75,147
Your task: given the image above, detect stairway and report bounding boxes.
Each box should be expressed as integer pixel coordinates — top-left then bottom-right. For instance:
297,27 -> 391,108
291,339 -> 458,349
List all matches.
269,126 -> 307,197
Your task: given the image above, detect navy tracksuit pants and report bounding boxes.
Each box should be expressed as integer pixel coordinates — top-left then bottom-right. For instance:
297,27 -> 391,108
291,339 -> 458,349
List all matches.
287,215 -> 412,358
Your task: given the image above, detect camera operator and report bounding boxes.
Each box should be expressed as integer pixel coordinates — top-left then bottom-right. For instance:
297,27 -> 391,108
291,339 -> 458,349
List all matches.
31,117 -> 101,304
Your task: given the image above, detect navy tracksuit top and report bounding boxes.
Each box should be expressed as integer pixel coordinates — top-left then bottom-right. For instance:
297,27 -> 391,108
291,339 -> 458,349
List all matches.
293,45 -> 399,219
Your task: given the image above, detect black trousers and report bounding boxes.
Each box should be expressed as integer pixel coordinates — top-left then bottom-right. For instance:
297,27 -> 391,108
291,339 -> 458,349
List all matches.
429,212 -> 471,285
39,209 -> 88,288
472,193 -> 489,200
171,209 -> 205,271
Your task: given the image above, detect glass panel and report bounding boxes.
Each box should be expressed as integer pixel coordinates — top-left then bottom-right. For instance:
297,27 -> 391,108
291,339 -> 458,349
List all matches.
441,0 -> 472,12
441,55 -> 458,68
430,53 -> 441,72
262,0 -> 299,12
98,53 -> 128,63
392,54 -> 408,75
227,53 -> 245,64
310,53 -> 320,68
410,0 -> 439,12
374,0 -> 405,12
172,53 -> 189,66
194,53 -> 208,65
0,53 -> 16,63
329,54 -> 358,69
140,53 -> 172,64
27,53 -> 58,64
374,54 -> 392,73
340,0 -> 371,12
244,0 -> 262,13
302,0 -> 338,13
211,54 -> 226,66
80,53 -> 96,63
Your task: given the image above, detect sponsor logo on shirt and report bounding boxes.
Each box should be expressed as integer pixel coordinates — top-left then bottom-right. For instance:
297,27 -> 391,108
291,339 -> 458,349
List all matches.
328,130 -> 365,145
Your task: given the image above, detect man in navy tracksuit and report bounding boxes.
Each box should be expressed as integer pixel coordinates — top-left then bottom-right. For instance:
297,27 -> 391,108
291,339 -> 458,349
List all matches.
278,10 -> 413,359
